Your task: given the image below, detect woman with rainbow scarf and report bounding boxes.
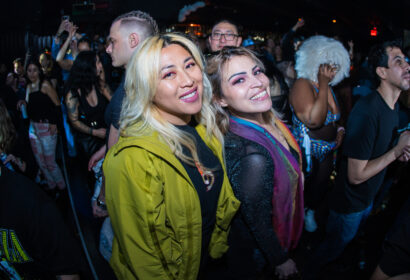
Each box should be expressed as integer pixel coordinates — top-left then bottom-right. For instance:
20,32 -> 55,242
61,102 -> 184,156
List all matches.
208,47 -> 304,280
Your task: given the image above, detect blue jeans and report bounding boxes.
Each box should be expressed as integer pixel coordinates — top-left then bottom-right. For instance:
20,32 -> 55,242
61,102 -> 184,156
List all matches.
304,204 -> 373,279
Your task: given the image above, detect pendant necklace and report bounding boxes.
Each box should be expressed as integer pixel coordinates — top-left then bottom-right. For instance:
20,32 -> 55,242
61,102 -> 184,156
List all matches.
195,161 -> 215,192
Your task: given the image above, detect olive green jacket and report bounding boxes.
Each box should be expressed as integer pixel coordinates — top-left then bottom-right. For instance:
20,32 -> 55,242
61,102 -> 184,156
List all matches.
103,124 -> 240,279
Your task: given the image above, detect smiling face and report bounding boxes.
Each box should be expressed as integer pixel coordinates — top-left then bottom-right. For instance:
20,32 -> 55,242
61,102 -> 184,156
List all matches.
219,55 -> 271,122
153,44 -> 204,125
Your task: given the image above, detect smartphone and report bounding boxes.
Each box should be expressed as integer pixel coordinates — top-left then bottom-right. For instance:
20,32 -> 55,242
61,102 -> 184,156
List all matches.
62,15 -> 70,21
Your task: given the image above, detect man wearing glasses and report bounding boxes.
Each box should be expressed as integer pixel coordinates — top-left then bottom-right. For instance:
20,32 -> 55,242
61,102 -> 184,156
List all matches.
208,19 -> 242,52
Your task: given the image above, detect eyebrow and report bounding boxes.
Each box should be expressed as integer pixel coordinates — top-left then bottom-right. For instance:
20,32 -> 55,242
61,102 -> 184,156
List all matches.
160,56 -> 193,71
228,72 -> 246,81
227,65 -> 259,81
393,55 -> 405,61
213,31 -> 235,35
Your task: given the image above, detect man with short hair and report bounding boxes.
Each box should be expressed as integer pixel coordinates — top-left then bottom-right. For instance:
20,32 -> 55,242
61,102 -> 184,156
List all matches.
208,19 -> 242,53
89,11 -> 158,217
104,10 -> 159,148
304,40 -> 410,279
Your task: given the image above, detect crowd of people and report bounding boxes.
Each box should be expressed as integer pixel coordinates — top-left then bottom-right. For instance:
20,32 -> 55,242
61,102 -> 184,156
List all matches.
0,8 -> 409,280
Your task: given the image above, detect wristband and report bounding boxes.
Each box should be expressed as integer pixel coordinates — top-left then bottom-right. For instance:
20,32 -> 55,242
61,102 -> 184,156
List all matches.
337,127 -> 345,133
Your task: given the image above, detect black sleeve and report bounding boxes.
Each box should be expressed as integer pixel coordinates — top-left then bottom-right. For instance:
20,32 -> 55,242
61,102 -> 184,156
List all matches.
28,196 -> 82,276
1,169 -> 82,276
110,86 -> 125,130
379,214 -> 410,276
281,29 -> 295,61
342,111 -> 377,160
229,151 -> 288,266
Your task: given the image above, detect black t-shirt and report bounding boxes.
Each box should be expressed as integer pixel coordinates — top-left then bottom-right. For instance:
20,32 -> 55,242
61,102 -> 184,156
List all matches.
77,88 -> 108,130
0,167 -> 81,278
104,77 -> 125,130
175,125 -> 223,260
379,210 -> 410,276
330,91 -> 399,213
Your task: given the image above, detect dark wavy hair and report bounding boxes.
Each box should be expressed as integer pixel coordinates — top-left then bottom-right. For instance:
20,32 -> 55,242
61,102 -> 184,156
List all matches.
0,99 -> 16,153
368,39 -> 403,88
25,59 -> 45,86
65,51 -> 99,97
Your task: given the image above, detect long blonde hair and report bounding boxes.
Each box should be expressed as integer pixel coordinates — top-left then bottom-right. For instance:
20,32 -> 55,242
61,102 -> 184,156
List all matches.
120,33 -> 223,166
207,46 -> 280,134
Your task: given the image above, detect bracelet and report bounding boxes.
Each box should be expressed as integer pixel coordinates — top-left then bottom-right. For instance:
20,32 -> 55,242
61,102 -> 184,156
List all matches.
337,127 -> 345,133
97,199 -> 106,207
97,199 -> 107,210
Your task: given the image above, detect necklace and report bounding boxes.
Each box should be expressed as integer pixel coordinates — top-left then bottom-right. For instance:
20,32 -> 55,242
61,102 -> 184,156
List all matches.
194,161 -> 214,192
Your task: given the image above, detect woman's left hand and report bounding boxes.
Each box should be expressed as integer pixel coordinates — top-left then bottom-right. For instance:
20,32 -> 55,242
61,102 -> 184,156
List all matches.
4,154 -> 26,172
49,124 -> 58,135
335,127 -> 345,149
275,258 -> 298,279
92,200 -> 109,218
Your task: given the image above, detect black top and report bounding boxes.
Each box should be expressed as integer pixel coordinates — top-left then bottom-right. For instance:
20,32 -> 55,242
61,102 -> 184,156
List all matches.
78,88 -> 107,129
224,131 -> 300,276
27,90 -> 58,124
0,166 -> 81,278
104,77 -> 125,130
330,91 -> 399,213
379,208 -> 410,276
175,125 -> 223,262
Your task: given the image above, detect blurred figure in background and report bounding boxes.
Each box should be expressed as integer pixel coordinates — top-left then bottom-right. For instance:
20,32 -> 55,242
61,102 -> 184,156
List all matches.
208,19 -> 242,53
25,60 -> 65,191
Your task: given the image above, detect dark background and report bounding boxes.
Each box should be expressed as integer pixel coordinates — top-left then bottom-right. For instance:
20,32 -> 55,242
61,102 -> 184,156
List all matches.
1,0 -> 409,65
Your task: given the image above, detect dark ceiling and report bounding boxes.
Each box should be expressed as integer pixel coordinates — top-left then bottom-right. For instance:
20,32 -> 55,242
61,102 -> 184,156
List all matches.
1,0 -> 409,57
3,0 -> 410,33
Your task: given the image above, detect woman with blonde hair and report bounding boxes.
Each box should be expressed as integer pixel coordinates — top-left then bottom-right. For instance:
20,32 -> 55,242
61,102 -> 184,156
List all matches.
208,46 -> 304,279
103,33 -> 239,280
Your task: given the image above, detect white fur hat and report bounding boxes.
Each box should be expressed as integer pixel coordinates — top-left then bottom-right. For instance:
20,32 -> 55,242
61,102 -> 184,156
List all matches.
295,35 -> 350,86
